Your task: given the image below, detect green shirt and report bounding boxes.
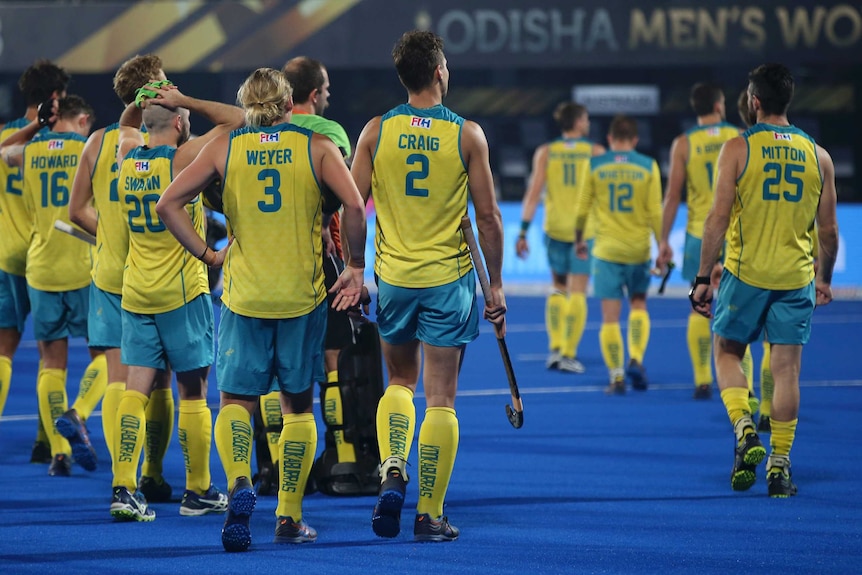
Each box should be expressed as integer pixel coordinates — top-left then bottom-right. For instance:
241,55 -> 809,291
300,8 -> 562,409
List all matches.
290,113 -> 351,158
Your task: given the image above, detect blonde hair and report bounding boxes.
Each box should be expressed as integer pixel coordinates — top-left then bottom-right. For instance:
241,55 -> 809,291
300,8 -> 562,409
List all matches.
237,68 -> 292,127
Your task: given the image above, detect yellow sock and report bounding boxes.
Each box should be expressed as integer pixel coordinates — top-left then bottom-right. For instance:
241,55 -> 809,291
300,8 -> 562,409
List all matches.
0,356 -> 11,419
599,323 -> 624,373
35,362 -> 49,444
769,418 -> 797,458
376,385 -> 415,463
101,382 -> 125,467
141,387 -> 174,481
214,403 -> 253,491
70,354 -> 107,420
113,390 -> 148,489
687,312 -> 713,386
260,391 -> 282,465
760,341 -> 773,416
178,399 -> 213,494
546,291 -> 566,352
742,346 -> 754,394
627,309 -> 650,364
323,370 -> 357,463
720,387 -> 752,426
276,412 -> 317,520
37,368 -> 71,456
416,407 -> 459,518
561,293 -> 587,359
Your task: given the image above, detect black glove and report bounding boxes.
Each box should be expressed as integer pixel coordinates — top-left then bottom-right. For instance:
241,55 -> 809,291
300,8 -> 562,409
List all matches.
37,98 -> 56,129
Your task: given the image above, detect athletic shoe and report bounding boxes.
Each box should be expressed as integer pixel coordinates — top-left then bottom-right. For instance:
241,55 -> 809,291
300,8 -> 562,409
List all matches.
757,414 -> 771,433
414,513 -> 460,542
626,359 -> 648,391
222,476 -> 256,553
730,417 -> 766,491
180,485 -> 228,516
372,464 -> 408,538
48,453 -> 71,477
605,376 -> 626,395
253,462 -> 278,496
748,392 -> 761,417
139,475 -> 173,503
30,440 -> 52,464
54,408 -> 97,471
545,350 -> 562,370
766,454 -> 797,498
110,486 -> 155,522
558,357 -> 586,374
693,384 -> 712,400
274,516 -> 318,543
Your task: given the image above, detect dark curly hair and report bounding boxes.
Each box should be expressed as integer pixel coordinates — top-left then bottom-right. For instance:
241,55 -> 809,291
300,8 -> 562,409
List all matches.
392,30 -> 444,93
18,59 -> 71,106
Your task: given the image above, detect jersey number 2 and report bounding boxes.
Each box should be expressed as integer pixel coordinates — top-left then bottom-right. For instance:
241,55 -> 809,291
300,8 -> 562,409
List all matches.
405,154 -> 429,197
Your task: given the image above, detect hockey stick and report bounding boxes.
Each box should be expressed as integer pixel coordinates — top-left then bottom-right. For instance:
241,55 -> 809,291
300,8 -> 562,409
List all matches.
460,215 -> 523,429
658,261 -> 675,295
54,220 -> 96,246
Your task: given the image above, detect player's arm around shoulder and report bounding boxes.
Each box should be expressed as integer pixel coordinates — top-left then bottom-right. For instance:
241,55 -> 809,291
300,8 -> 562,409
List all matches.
350,116 -> 381,204
69,127 -> 105,235
117,102 -> 145,167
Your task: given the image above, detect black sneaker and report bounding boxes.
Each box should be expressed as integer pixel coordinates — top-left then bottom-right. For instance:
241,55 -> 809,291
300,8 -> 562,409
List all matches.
139,476 -> 173,503
693,384 -> 712,400
605,376 -> 625,395
766,455 -> 797,498
253,461 -> 278,496
414,513 -> 460,542
757,415 -> 771,433
180,485 -> 228,516
274,516 -> 318,543
54,408 -> 97,471
110,486 -> 155,522
730,418 -> 766,491
222,476 -> 256,552
48,453 -> 71,476
372,466 -> 408,538
30,441 -> 52,464
626,359 -> 648,391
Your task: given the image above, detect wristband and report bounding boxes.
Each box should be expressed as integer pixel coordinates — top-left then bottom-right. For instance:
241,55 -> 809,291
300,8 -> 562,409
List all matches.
692,276 -> 710,286
197,245 -> 209,261
520,220 -> 530,233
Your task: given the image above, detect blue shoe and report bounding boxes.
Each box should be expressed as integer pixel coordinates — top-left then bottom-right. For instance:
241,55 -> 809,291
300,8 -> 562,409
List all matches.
110,486 -> 155,522
626,359 -> 648,391
414,513 -> 460,542
372,461 -> 407,538
274,516 -> 318,543
54,408 -> 97,471
222,477 -> 256,552
180,485 -> 228,516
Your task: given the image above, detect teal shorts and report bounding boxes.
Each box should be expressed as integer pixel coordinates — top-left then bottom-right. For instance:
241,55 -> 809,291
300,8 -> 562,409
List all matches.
217,301 -> 326,396
121,294 -> 214,372
545,236 -> 593,276
682,233 -> 702,282
0,269 -> 30,332
88,282 -> 123,349
592,257 -> 651,300
713,269 -> 815,345
28,284 -> 89,342
376,273 -> 478,347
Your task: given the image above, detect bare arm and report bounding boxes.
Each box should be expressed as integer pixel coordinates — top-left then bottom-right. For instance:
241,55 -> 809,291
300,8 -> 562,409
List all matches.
574,166 -> 595,246
514,144 -> 547,258
316,135 -> 365,270
350,116 -> 380,205
814,144 -> 838,305
68,128 -> 104,236
117,102 -> 145,166
592,142 -> 607,156
648,160 -> 664,244
660,134 -> 687,244
0,119 -> 44,167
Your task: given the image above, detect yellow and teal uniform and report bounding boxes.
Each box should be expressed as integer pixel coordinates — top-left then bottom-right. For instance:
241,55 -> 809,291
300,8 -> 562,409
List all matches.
23,131 -> 91,293
544,137 -> 596,243
371,103 -> 473,289
0,117 -> 31,278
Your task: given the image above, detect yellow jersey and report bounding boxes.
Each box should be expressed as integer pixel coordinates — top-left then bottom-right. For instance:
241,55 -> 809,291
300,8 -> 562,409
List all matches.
22,131 -> 91,292
371,104 -> 472,288
544,137 -> 596,242
0,118 -> 32,276
222,124 -> 324,319
684,122 -> 739,237
725,124 -> 822,290
119,145 -> 208,314
577,150 -> 662,264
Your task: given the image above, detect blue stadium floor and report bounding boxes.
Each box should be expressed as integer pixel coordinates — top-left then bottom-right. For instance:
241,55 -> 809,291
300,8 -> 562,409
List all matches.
1,296 -> 860,574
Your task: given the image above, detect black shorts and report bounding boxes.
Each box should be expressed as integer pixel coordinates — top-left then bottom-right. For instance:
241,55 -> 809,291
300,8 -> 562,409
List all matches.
323,251 -> 355,350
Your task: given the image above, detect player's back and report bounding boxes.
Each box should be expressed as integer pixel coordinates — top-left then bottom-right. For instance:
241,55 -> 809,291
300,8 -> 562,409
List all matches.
23,130 -> 91,291
0,118 -> 34,276
290,113 -> 351,158
119,145 -> 208,314
371,103 -> 472,288
586,150 -> 662,264
544,137 -> 595,242
727,124 -> 822,290
684,122 -> 739,236
222,123 -> 324,318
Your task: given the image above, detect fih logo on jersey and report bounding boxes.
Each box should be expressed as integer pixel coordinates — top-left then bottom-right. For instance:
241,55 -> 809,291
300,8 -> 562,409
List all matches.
410,117 -> 432,129
773,132 -> 792,141
707,127 -> 720,136
47,140 -> 64,150
260,132 -> 280,143
135,160 -> 149,172
614,154 -> 628,163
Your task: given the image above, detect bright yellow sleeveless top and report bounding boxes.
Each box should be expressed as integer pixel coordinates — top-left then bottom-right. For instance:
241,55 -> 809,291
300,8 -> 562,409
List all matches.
222,123 -> 325,318
0,118 -> 32,276
544,137 -> 595,242
119,145 -> 208,313
371,104 -> 472,288
725,124 -> 822,290
685,122 -> 739,237
23,131 -> 91,291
